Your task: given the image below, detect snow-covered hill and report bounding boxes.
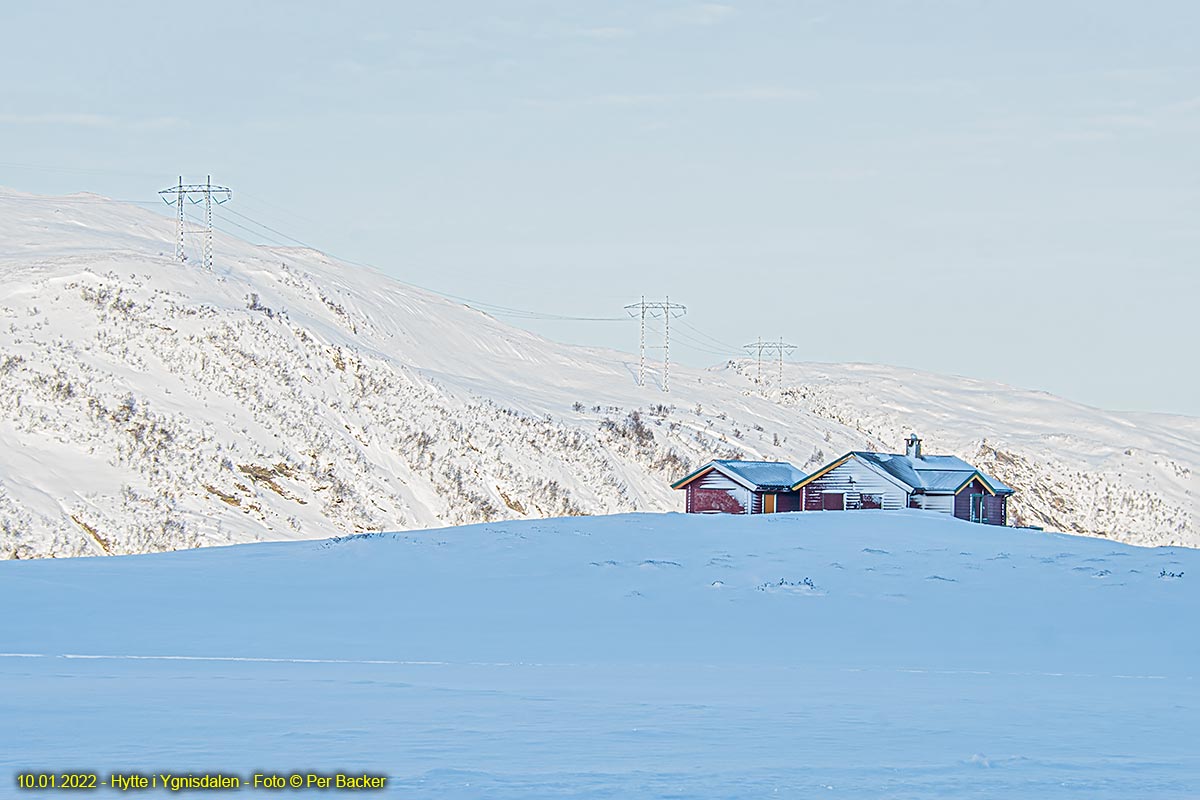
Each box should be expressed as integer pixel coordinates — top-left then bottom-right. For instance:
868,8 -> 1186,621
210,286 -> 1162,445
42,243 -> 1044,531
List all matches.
2,512 -> 1197,797
0,188 -> 1195,557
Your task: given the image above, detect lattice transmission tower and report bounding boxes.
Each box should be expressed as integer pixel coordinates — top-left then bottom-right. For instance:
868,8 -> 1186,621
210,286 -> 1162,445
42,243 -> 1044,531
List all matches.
744,337 -> 797,387
158,176 -> 232,269
624,296 -> 687,392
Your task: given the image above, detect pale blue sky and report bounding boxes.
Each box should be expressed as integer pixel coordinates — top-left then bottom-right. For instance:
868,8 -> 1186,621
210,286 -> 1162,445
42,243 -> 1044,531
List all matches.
2,1 -> 1197,414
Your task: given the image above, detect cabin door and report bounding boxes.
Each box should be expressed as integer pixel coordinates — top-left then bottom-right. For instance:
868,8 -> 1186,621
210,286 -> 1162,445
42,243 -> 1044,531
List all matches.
762,493 -> 776,514
822,492 -> 844,511
970,494 -> 988,523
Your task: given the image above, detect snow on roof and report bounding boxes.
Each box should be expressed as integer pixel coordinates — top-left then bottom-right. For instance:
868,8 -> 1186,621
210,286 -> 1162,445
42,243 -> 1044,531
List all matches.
852,451 -> 1013,494
711,460 -> 808,490
916,470 -> 981,492
674,460 -> 807,491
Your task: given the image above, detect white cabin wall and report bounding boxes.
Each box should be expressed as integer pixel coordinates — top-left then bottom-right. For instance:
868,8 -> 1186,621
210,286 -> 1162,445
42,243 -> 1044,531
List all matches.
692,472 -> 752,514
806,458 -> 910,511
698,472 -> 742,492
921,494 -> 955,515
698,473 -> 752,508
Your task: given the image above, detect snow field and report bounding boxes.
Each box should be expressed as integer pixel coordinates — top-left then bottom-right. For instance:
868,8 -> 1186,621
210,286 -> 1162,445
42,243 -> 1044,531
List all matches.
1,511 -> 1196,797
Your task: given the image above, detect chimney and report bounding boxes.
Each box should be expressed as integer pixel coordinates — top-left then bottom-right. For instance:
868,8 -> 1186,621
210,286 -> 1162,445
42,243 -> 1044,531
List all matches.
905,434 -> 922,459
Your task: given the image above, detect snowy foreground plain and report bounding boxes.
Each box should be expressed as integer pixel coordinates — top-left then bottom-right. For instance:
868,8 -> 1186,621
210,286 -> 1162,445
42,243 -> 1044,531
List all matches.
2,511 -> 1197,798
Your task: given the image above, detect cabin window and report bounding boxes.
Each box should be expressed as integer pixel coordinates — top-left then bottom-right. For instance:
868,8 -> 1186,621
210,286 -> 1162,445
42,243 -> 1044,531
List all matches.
970,494 -> 988,523
860,493 -> 882,510
822,492 -> 844,511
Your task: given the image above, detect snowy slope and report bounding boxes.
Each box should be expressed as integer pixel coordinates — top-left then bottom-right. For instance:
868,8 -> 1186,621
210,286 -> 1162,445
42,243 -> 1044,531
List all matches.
1,512 -> 1197,797
0,188 -> 1195,557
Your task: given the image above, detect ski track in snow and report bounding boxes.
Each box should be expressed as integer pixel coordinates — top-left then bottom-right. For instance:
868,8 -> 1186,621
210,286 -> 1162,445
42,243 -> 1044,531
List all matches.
0,652 -> 1181,681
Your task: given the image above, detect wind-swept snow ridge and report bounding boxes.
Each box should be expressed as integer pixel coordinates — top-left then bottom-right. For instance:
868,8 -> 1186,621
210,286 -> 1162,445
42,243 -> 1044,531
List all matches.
0,188 -> 1195,556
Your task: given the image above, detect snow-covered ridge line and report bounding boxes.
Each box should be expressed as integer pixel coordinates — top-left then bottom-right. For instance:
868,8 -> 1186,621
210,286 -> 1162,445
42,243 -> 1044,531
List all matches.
0,189 -> 1195,556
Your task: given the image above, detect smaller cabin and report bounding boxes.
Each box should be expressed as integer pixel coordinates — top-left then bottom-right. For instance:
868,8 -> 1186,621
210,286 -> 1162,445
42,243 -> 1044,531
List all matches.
672,460 -> 807,514
791,435 -> 1014,525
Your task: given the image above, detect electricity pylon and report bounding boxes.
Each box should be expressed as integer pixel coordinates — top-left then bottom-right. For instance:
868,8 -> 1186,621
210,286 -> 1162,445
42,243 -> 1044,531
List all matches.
744,338 -> 797,386
159,176 -> 232,269
624,297 -> 687,392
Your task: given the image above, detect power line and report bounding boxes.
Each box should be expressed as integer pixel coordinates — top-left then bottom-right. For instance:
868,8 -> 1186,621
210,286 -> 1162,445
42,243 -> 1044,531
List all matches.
219,197 -> 793,379
212,205 -> 629,323
669,329 -> 742,358
221,207 -> 769,364
670,325 -> 744,357
221,205 -> 319,250
678,319 -> 743,353
237,190 -> 326,229
484,309 -> 630,322
209,208 -> 289,246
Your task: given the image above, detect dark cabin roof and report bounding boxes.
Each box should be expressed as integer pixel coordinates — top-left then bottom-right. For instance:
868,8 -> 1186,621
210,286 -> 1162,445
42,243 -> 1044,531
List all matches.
672,460 -> 807,492
793,451 -> 1013,495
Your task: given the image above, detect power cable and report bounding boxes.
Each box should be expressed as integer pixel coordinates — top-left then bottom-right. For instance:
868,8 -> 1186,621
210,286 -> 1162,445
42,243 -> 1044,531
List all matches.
678,319 -> 744,352
214,205 -> 630,323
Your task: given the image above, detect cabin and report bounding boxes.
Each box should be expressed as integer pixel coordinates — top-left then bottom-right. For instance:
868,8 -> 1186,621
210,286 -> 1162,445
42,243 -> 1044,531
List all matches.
790,435 -> 1014,525
672,460 -> 807,514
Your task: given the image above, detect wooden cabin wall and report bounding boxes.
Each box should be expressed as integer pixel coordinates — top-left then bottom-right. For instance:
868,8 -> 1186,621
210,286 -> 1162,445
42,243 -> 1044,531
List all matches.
775,492 -> 801,512
952,479 -> 1007,525
802,458 -> 909,511
954,481 -> 979,520
686,472 -> 750,514
985,494 -> 1007,526
915,494 -> 955,515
